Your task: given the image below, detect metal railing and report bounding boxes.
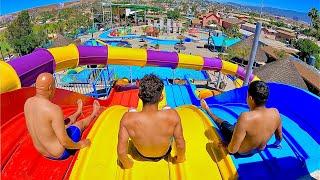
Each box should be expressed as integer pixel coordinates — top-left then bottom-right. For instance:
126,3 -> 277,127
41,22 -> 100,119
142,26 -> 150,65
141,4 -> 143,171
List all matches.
54,68 -> 115,98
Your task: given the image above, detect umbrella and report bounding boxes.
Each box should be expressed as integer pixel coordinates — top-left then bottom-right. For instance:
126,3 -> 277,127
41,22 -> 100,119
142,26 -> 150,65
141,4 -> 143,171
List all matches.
174,43 -> 186,53
177,35 -> 185,45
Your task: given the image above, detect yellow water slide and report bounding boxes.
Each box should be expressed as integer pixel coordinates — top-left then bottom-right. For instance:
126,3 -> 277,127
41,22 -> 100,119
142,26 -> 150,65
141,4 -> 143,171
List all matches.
70,105 -> 237,179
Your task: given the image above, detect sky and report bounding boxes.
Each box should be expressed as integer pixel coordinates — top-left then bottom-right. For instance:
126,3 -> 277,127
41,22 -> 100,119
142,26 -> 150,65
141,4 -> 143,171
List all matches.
215,0 -> 320,13
1,0 -> 77,15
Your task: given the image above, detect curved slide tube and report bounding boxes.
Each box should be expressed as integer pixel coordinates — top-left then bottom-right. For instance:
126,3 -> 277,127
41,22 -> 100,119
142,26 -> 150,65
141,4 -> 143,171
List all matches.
202,82 -> 320,178
0,44 -> 259,93
69,105 -> 237,179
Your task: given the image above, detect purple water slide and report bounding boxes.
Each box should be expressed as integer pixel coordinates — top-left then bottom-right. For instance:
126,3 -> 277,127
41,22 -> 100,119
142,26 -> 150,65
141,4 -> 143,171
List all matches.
8,48 -> 55,87
146,50 -> 179,68
202,57 -> 222,71
236,66 -> 254,82
77,45 -> 108,65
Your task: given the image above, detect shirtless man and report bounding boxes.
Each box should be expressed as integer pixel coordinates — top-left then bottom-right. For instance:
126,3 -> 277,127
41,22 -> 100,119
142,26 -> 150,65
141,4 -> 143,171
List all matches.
117,74 -> 186,169
24,73 -> 100,160
201,80 -> 282,155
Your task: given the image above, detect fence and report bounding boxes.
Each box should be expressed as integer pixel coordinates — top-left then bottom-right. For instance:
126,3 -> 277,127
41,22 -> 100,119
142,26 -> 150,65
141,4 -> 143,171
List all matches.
54,68 -> 114,99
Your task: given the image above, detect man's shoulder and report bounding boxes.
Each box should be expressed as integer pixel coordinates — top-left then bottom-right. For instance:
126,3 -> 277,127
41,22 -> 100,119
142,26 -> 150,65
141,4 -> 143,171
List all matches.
161,109 -> 180,122
268,108 -> 280,115
121,112 -> 134,124
25,97 -> 58,110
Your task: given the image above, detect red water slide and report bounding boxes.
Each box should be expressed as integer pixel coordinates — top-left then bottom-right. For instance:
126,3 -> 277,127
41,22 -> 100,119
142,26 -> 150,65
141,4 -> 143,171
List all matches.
1,87 -> 139,179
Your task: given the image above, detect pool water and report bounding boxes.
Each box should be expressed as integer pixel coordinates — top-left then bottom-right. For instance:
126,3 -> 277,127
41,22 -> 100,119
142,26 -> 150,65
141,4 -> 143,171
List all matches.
106,65 -> 208,80
99,29 -> 140,39
145,37 -> 183,45
105,41 -> 131,47
83,39 -> 131,47
99,29 -> 187,46
83,39 -> 104,46
211,35 -> 241,47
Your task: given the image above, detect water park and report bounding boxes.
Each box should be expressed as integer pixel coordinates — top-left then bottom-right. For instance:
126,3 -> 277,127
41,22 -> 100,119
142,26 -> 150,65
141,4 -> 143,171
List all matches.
1,1 -> 320,179
1,36 -> 320,179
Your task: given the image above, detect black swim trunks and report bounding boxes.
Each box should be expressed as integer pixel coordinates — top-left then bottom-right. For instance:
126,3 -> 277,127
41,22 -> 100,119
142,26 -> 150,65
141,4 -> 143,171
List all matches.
219,121 -> 235,143
136,146 -> 172,161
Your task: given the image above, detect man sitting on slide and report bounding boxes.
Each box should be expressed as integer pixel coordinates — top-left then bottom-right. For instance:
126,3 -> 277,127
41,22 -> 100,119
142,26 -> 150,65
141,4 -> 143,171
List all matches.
117,74 -> 186,169
24,73 -> 100,160
201,81 -> 282,155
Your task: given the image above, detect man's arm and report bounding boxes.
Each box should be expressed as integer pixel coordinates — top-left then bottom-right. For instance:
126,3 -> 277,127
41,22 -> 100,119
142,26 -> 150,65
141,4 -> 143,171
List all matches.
172,110 -> 186,163
51,106 -> 89,149
227,114 -> 247,154
274,113 -> 282,146
117,113 -> 133,169
201,99 -> 226,125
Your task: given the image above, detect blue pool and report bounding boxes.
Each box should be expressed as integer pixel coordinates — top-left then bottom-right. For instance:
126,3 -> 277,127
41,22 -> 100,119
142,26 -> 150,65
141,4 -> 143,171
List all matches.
99,29 -> 140,39
106,65 -> 208,80
99,29 -> 187,46
83,39 -> 104,46
145,37 -> 184,45
105,41 -> 131,47
211,35 -> 241,47
83,39 -> 131,47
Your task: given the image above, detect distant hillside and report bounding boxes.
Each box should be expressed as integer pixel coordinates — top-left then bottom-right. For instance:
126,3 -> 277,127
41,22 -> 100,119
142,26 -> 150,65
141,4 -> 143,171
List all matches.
226,2 -> 311,23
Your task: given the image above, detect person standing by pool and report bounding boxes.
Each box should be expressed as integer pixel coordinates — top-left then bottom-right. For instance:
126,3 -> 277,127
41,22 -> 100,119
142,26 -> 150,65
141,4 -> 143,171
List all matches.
24,73 -> 101,160
117,74 -> 186,169
201,81 -> 282,155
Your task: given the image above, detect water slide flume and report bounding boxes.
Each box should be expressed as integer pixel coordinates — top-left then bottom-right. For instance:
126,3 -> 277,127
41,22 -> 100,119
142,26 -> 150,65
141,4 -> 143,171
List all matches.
70,105 -> 237,179
0,44 -> 259,93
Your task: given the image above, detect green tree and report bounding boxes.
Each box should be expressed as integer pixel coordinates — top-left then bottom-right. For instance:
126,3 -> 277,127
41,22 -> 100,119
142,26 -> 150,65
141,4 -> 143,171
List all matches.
275,50 -> 288,60
167,9 -> 180,20
224,25 -> 242,38
315,54 -> 320,70
6,11 -> 39,55
226,44 -> 251,65
248,16 -> 255,24
0,32 -> 12,59
308,8 -> 319,29
294,39 -> 320,60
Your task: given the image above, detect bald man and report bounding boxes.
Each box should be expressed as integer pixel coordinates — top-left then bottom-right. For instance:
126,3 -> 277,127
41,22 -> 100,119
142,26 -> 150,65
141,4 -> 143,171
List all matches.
24,73 -> 100,160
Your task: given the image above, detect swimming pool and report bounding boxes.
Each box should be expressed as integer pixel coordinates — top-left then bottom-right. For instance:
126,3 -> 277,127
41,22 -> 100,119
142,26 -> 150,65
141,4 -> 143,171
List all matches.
105,41 -> 131,47
211,35 -> 241,47
99,29 -> 140,39
145,37 -> 182,45
99,28 -> 187,46
84,39 -> 131,47
83,39 -> 104,46
106,65 -> 208,80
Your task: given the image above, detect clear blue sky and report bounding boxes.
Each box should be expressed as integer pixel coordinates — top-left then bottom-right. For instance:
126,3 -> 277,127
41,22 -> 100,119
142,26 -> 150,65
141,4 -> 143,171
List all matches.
1,0 -> 77,15
216,0 -> 320,13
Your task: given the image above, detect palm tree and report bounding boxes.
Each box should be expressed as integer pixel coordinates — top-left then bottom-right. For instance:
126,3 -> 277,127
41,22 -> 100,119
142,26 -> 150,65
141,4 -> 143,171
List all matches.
308,8 -> 319,28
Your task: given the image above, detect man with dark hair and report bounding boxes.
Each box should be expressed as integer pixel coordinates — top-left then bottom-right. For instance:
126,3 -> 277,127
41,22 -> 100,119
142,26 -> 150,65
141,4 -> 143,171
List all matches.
117,74 -> 186,169
201,80 -> 282,155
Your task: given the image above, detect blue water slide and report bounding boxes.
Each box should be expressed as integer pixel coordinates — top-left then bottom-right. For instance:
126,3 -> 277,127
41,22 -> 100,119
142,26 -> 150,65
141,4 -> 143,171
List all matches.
208,103 -> 320,178
205,83 -> 320,144
171,85 -> 185,107
201,83 -> 320,178
179,85 -> 192,105
164,80 -> 177,108
184,77 -> 201,106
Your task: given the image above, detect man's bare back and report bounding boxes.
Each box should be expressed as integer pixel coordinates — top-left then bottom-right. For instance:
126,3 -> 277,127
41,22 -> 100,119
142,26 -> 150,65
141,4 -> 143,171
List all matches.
122,108 -> 181,157
25,97 -> 66,157
201,81 -> 282,155
230,108 -> 281,154
24,73 -> 99,160
117,74 -> 186,169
